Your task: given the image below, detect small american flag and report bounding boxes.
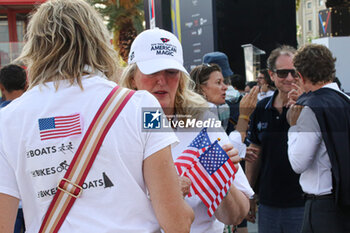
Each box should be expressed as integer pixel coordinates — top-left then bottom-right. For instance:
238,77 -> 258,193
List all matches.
174,128 -> 211,176
185,140 -> 237,217
38,114 -> 82,141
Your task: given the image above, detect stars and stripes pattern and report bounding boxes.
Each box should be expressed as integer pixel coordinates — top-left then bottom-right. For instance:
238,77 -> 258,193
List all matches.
180,136 -> 237,217
38,114 -> 82,141
174,128 -> 211,176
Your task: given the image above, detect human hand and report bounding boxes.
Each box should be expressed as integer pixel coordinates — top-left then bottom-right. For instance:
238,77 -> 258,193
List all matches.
246,198 -> 257,223
286,104 -> 304,126
261,84 -> 268,93
244,146 -> 260,162
287,83 -> 304,108
222,143 -> 240,171
178,176 -> 191,197
239,86 -> 259,117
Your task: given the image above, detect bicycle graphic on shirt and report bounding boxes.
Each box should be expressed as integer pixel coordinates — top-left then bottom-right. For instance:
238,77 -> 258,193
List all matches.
30,160 -> 70,177
56,160 -> 69,172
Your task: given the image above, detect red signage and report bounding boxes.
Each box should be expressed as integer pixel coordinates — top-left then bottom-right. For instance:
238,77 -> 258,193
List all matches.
0,0 -> 46,5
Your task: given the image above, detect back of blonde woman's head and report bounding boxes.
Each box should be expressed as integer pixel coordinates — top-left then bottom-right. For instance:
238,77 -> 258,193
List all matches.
17,0 -> 119,89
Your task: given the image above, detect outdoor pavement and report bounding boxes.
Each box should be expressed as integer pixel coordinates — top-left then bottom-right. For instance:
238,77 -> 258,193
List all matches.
247,213 -> 258,233
247,220 -> 258,233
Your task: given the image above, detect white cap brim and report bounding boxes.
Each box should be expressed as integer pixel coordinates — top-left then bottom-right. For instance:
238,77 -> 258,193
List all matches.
136,58 -> 189,75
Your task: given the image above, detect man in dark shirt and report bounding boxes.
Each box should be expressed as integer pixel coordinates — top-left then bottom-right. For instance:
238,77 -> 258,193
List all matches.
0,64 -> 27,108
245,45 -> 305,233
0,64 -> 27,233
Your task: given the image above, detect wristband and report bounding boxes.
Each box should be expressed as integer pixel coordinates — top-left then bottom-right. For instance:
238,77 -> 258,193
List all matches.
239,114 -> 250,121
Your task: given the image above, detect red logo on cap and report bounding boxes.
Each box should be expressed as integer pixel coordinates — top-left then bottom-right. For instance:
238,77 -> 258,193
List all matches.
160,38 -> 170,43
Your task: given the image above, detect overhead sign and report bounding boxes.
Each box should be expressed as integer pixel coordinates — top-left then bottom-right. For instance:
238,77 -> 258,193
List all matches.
171,0 -> 215,72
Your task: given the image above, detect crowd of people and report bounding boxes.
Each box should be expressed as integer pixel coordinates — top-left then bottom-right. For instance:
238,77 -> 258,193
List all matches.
0,0 -> 349,233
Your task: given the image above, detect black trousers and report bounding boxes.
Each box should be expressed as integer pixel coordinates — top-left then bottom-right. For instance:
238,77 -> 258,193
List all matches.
302,198 -> 350,233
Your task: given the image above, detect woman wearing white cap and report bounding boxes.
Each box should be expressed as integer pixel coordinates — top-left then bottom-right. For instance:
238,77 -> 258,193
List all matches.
120,28 -> 254,233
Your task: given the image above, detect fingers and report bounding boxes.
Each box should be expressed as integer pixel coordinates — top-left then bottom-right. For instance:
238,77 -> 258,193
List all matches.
261,84 -> 268,92
250,86 -> 260,96
246,199 -> 257,223
244,147 -> 259,162
286,99 -> 296,108
179,176 -> 191,197
287,104 -> 304,126
222,144 -> 240,169
222,143 -> 234,153
240,86 -> 258,116
228,149 -> 240,164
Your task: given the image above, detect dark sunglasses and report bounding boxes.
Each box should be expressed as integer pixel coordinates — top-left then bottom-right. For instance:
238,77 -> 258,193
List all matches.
274,69 -> 299,78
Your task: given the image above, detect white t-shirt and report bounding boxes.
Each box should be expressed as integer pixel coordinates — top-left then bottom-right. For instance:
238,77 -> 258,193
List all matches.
0,75 -> 178,233
171,111 -> 254,233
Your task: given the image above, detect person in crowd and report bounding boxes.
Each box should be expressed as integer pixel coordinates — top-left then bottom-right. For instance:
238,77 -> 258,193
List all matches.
226,74 -> 246,134
203,51 -> 240,101
287,44 -> 350,233
0,64 -> 27,108
120,27 -> 254,233
190,63 -> 228,108
202,52 -> 237,130
0,64 -> 28,233
257,69 -> 275,101
190,63 -> 259,152
0,1 -> 194,232
244,81 -> 257,93
229,73 -> 256,233
245,45 -> 305,233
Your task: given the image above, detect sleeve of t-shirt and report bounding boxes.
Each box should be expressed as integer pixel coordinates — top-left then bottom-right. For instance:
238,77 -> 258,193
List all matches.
0,125 -> 20,198
228,130 -> 247,159
135,91 -> 179,160
288,106 -> 322,174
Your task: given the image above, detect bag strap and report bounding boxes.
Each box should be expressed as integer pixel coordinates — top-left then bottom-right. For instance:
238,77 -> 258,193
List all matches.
39,86 -> 135,233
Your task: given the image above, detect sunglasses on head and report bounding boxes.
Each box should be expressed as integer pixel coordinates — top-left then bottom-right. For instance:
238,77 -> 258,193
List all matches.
274,69 -> 299,78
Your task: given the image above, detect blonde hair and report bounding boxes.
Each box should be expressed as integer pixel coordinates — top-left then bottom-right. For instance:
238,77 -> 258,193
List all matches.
119,63 -> 208,120
16,0 -> 119,89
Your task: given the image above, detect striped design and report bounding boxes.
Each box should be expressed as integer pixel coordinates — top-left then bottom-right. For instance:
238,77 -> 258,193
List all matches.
174,128 -> 211,177
187,160 -> 235,216
174,146 -> 207,176
149,0 -> 155,19
38,114 -> 82,141
183,140 -> 237,217
38,86 -> 135,233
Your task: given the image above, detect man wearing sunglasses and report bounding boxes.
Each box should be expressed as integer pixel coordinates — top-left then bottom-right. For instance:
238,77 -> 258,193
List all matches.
287,44 -> 350,233
245,45 -> 305,233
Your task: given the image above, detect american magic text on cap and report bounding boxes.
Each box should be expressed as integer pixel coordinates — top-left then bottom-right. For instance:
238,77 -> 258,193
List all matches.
163,117 -> 221,129
151,43 -> 177,56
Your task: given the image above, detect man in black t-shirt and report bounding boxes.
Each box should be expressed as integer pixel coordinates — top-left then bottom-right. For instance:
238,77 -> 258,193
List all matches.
245,46 -> 305,233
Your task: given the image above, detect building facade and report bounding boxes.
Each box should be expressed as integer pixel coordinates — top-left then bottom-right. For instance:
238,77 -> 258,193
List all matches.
296,0 -> 327,46
0,0 -> 46,67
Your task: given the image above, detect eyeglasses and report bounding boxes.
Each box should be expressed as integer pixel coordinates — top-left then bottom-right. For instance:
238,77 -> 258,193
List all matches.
194,63 -> 213,77
273,69 -> 299,79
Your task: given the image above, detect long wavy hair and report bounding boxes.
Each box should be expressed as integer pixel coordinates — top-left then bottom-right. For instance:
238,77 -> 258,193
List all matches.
119,63 -> 208,120
16,0 -> 119,89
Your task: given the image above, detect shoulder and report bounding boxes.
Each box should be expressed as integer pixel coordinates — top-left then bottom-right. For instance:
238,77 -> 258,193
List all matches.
128,90 -> 162,108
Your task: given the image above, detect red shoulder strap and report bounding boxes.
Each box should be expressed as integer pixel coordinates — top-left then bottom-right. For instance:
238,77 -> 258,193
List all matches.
39,86 -> 135,233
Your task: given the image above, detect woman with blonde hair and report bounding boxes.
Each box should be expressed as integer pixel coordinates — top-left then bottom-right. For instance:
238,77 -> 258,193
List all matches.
0,1 -> 194,232
120,28 -> 256,233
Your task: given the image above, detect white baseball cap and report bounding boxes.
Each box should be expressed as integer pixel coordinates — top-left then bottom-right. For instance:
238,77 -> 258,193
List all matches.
128,28 -> 188,75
